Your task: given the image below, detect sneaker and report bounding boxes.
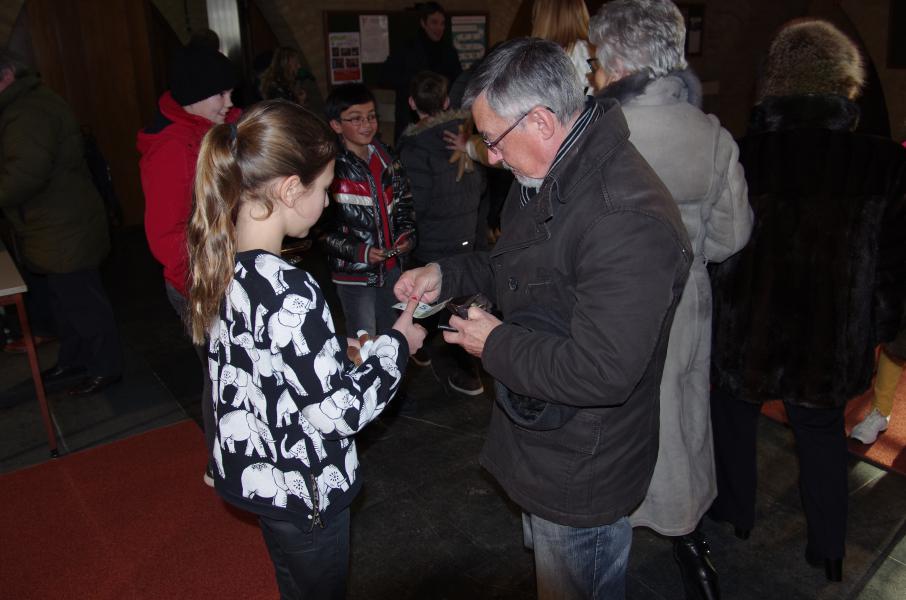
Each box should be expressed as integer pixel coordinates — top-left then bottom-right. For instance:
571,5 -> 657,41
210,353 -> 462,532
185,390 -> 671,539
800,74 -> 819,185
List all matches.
850,408 -> 890,444
411,348 -> 432,367
203,465 -> 215,487
448,370 -> 484,396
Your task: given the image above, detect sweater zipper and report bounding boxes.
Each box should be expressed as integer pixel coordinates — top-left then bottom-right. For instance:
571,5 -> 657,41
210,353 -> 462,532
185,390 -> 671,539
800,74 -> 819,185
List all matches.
307,472 -> 324,531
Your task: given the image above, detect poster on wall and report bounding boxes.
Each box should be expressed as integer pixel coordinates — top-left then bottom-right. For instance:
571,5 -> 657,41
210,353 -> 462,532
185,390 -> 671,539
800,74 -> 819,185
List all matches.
329,32 -> 362,84
359,15 -> 389,63
450,15 -> 487,70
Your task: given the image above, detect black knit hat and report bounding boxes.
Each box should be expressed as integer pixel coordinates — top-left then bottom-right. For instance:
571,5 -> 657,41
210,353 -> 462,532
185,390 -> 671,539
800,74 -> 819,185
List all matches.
169,47 -> 238,106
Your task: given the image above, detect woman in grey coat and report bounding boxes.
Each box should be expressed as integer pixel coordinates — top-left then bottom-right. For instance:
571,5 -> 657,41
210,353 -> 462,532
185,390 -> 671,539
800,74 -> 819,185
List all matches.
589,2 -> 753,598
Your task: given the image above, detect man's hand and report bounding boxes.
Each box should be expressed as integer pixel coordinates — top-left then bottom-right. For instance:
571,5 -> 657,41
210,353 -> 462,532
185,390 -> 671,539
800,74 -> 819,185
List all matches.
442,306 -> 501,358
394,263 -> 442,304
443,129 -> 468,153
367,246 -> 388,264
394,238 -> 414,255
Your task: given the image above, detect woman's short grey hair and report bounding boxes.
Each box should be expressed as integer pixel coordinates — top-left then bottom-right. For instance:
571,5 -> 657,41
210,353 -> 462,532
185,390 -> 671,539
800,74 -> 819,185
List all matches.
462,37 -> 584,125
589,0 -> 687,79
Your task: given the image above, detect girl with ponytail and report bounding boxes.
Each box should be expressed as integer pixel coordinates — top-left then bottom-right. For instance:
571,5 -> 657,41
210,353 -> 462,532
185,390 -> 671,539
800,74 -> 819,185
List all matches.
187,100 -> 425,598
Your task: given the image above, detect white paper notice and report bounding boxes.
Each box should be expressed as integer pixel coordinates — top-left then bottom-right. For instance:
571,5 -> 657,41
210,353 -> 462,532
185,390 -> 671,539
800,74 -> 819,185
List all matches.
359,15 -> 389,64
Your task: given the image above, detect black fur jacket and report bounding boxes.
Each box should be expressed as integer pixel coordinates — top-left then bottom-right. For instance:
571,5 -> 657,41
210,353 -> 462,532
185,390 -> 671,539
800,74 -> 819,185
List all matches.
710,94 -> 906,407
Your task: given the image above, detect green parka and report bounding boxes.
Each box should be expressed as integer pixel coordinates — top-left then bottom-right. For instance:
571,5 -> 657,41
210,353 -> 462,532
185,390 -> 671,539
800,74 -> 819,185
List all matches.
0,71 -> 109,274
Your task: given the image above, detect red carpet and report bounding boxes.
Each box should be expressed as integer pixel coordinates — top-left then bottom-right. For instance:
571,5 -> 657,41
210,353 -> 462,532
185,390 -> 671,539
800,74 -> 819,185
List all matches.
0,420 -> 278,600
761,374 -> 906,476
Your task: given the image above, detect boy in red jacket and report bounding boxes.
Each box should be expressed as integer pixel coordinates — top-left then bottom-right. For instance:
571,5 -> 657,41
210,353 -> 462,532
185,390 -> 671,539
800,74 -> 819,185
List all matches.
136,46 -> 239,485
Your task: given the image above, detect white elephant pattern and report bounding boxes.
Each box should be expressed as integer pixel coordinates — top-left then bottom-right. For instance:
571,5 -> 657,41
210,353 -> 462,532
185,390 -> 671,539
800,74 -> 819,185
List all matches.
210,251 -> 406,519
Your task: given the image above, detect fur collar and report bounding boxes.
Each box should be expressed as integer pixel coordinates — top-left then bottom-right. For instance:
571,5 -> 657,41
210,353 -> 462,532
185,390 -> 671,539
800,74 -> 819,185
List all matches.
596,69 -> 703,109
747,94 -> 860,134
400,108 -> 471,138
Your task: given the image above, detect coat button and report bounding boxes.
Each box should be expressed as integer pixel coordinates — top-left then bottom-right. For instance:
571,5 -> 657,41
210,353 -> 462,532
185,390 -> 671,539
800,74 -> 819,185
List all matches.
508,277 -> 518,291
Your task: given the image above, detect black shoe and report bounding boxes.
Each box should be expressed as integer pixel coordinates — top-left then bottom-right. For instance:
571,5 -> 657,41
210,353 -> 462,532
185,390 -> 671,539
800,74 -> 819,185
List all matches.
674,532 -> 721,600
67,374 -> 122,396
448,369 -> 484,396
734,527 -> 750,540
806,549 -> 843,582
42,364 -> 86,384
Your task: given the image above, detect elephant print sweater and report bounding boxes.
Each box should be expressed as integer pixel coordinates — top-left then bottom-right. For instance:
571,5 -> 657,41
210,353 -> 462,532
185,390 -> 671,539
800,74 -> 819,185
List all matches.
209,250 -> 408,527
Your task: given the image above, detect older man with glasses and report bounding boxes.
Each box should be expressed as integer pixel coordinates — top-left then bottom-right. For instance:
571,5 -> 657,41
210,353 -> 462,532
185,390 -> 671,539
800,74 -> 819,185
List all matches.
395,37 -> 692,599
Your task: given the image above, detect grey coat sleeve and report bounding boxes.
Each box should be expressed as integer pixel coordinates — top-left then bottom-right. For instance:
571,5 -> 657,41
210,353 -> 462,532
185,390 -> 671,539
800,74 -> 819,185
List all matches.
702,123 -> 753,264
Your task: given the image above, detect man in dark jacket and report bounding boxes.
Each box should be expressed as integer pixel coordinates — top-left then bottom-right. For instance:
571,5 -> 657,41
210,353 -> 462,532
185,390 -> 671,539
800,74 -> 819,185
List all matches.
708,19 -> 906,583
380,2 -> 462,142
0,50 -> 122,395
395,38 -> 691,599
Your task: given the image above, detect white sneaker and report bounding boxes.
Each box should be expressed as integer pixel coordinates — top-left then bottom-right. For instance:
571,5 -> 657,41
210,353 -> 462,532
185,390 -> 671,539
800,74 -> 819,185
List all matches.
850,408 -> 890,444
203,466 -> 215,487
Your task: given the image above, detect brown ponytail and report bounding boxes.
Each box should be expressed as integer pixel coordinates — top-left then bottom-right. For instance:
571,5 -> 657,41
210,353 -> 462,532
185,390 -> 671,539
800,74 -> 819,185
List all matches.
187,100 -> 338,343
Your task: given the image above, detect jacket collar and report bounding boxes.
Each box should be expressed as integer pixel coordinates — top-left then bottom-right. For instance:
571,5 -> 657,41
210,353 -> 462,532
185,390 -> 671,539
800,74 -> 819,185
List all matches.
747,94 -> 860,134
400,108 -> 469,138
492,97 -> 630,256
596,69 -> 703,109
0,71 -> 40,113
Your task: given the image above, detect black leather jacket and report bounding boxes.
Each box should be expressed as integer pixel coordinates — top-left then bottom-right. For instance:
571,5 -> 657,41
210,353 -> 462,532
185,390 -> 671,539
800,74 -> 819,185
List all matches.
322,142 -> 416,287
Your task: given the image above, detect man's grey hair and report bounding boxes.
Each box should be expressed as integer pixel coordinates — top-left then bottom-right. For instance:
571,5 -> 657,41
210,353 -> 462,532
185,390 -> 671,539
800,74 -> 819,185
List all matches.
589,0 -> 687,79
462,38 -> 584,125
0,49 -> 26,77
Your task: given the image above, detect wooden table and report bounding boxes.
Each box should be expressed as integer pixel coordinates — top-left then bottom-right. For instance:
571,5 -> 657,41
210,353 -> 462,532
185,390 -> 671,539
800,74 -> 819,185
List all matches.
0,245 -> 58,456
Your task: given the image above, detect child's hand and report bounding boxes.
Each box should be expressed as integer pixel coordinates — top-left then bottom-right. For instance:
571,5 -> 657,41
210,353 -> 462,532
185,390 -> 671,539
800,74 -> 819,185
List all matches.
444,129 -> 468,153
392,298 -> 427,354
367,247 -> 388,264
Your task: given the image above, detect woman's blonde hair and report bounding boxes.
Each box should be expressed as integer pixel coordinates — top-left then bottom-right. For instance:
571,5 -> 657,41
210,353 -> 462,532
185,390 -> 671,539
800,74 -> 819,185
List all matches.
531,0 -> 591,53
187,100 -> 337,343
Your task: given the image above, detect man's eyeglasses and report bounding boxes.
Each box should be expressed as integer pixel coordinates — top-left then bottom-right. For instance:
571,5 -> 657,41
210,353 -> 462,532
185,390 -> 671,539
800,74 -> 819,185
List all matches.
340,113 -> 378,126
480,106 -> 556,153
481,111 -> 531,152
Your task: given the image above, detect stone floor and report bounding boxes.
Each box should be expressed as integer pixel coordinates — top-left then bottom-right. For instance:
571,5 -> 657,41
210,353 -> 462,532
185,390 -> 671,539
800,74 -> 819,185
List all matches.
1,226 -> 904,599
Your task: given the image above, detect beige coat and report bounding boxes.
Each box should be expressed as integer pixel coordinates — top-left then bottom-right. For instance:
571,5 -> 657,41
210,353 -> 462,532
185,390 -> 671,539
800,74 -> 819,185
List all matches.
601,71 -> 753,535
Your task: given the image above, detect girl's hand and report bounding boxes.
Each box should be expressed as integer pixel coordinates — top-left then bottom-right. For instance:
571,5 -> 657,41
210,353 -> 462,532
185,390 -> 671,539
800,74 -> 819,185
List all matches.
392,298 -> 427,354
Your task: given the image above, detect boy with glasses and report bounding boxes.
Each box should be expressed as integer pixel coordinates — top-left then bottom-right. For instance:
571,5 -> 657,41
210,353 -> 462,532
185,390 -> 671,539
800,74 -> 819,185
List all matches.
324,83 -> 416,344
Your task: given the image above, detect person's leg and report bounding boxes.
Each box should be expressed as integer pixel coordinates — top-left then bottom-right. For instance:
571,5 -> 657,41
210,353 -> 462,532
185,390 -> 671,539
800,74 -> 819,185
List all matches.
335,283 -> 378,337
20,270 -> 57,339
523,512 -> 632,600
873,349 -> 903,417
258,509 -> 350,600
375,265 -> 401,335
47,269 -> 122,376
708,387 -> 760,534
165,283 -> 215,454
784,402 -> 848,562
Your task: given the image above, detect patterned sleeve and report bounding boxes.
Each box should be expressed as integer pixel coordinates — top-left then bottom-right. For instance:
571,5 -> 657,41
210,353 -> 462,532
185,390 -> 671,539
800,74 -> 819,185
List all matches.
281,269 -> 408,440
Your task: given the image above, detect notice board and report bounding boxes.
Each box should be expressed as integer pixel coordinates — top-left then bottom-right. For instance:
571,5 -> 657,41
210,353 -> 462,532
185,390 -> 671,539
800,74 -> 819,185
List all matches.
323,10 -> 490,87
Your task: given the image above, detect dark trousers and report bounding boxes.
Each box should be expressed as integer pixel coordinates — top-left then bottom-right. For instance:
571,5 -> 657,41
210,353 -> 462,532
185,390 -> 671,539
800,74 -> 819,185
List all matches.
24,268 -> 122,376
259,509 -> 350,600
164,282 -> 215,455
710,387 -> 848,559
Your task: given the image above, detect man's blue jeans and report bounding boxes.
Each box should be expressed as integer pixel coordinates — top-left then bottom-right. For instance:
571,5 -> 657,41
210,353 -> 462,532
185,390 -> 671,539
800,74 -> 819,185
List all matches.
523,513 -> 632,600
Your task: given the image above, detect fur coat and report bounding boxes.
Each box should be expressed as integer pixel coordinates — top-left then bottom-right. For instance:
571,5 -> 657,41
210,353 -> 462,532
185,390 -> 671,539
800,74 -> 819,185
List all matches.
710,94 -> 906,408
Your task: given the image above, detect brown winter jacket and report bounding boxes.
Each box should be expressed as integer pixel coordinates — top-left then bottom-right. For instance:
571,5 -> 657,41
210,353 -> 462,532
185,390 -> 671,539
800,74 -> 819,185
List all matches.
0,72 -> 109,274
438,98 -> 692,527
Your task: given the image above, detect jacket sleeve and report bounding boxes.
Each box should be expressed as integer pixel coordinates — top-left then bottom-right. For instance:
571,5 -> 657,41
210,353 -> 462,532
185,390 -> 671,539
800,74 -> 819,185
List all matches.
290,272 -> 409,440
437,250 -> 497,303
322,188 -> 370,264
482,211 -> 689,408
140,138 -> 193,275
399,144 -> 432,223
0,105 -> 57,208
391,154 -> 417,246
702,124 -> 753,264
